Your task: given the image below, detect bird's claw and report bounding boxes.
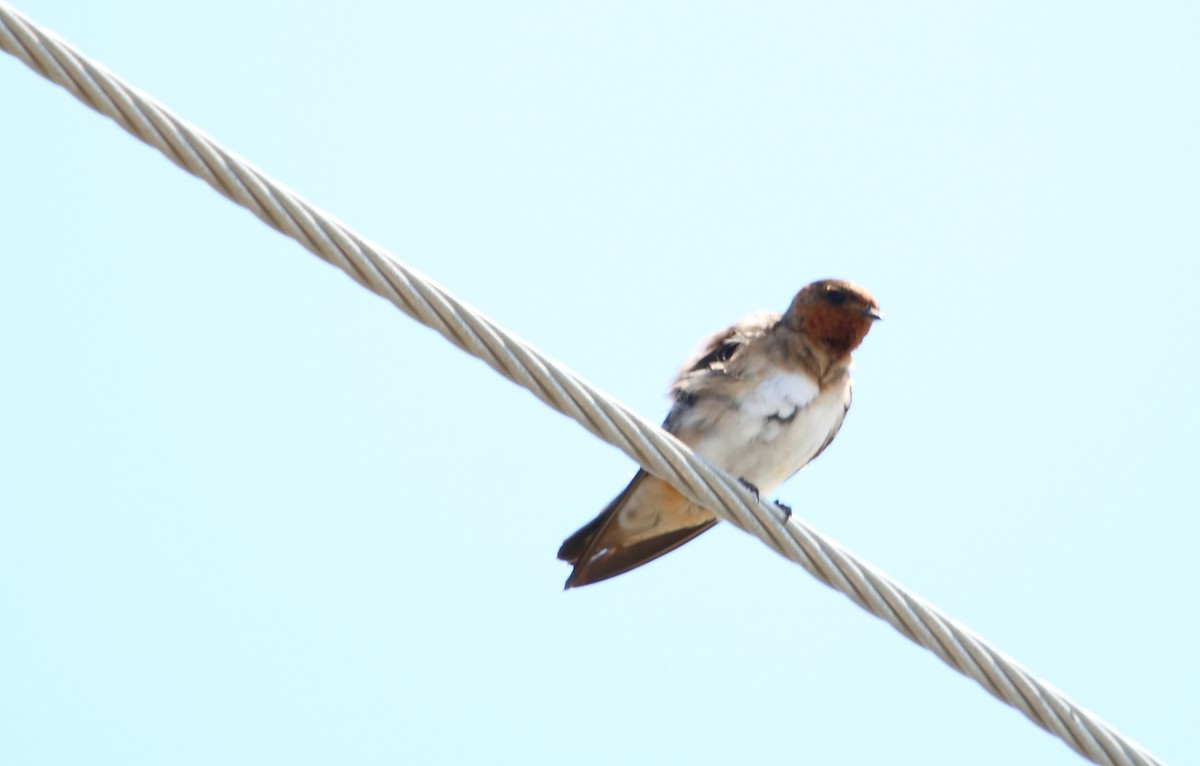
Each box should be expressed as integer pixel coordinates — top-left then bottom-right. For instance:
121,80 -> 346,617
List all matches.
737,477 -> 760,500
773,499 -> 793,522
738,478 -> 791,522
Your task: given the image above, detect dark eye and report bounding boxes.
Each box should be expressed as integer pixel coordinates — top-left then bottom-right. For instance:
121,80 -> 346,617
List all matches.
824,290 -> 847,306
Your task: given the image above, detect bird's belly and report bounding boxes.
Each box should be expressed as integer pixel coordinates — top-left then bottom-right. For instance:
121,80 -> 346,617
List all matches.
689,388 -> 846,493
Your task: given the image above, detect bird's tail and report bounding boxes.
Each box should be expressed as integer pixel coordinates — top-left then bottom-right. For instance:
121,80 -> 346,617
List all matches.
558,471 -> 717,588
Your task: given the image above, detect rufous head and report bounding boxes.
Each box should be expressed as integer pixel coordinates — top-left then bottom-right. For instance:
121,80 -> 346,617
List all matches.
784,279 -> 881,355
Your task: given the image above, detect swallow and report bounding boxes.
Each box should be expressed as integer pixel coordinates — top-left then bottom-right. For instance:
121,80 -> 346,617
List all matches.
558,279 -> 881,588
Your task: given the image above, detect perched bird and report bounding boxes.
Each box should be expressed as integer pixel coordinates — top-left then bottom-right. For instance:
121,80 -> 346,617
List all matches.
558,279 -> 881,588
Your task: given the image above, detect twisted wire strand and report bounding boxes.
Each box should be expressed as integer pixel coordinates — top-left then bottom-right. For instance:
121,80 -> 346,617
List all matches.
0,4 -> 1161,765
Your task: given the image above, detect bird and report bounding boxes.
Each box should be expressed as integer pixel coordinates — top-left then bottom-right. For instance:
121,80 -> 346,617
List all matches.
558,279 -> 881,588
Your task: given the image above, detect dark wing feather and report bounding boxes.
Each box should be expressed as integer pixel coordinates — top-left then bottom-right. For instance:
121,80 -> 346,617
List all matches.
665,325 -> 755,425
685,330 -> 744,374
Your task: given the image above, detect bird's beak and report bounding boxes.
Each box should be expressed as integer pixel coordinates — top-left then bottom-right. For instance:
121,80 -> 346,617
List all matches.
863,306 -> 883,321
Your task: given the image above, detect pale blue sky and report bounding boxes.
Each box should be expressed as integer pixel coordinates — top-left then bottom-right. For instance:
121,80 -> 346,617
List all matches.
2,2 -> 1197,764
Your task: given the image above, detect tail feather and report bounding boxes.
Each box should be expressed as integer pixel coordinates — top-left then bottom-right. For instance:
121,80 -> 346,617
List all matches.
558,471 -> 717,588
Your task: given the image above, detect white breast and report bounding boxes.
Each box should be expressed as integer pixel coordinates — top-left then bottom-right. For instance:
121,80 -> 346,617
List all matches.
740,372 -> 819,421
685,372 -> 848,494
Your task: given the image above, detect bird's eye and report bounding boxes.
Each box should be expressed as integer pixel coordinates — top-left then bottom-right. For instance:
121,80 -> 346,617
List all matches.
824,290 -> 847,306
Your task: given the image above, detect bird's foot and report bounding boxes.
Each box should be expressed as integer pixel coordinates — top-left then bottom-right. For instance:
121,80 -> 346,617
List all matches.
773,499 -> 793,522
737,478 -> 791,521
737,477 -> 760,500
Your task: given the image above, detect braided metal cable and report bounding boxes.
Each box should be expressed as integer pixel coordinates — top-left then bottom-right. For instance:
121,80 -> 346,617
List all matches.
0,4 -> 1162,765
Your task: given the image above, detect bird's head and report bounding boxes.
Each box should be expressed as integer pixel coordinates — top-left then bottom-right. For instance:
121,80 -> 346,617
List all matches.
785,279 -> 881,354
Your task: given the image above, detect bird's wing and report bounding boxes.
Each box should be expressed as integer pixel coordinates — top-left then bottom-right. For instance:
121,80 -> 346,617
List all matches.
674,311 -> 780,380
665,311 -> 781,425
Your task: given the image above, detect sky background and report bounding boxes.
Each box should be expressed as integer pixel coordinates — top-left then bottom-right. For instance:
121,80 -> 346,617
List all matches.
1,1 -> 1197,764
